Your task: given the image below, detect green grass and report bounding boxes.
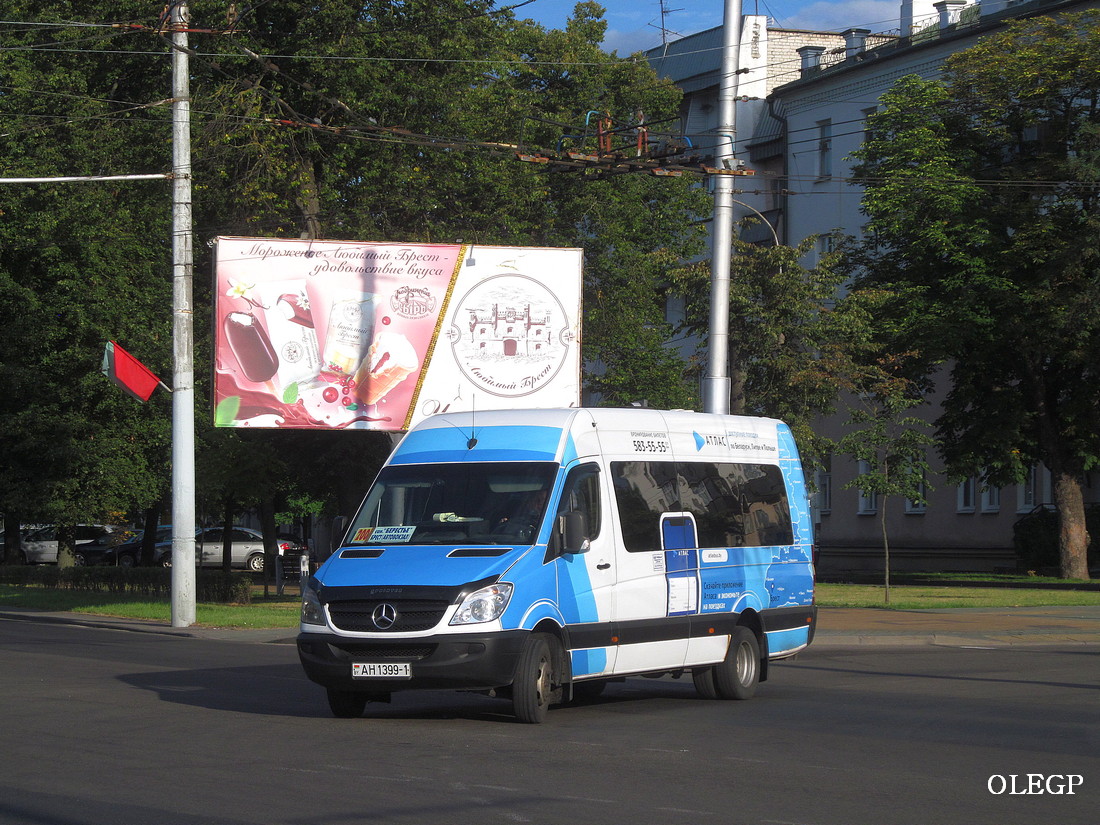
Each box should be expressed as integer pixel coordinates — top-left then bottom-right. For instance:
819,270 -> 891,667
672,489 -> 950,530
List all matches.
0,584 -> 301,628
2,580 -> 1098,627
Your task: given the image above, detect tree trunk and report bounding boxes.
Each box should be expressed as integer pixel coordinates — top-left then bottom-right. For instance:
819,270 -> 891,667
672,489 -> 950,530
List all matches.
1051,469 -> 1090,579
57,523 -> 76,569
140,505 -> 161,567
221,500 -> 234,574
729,364 -> 747,416
259,498 -> 279,597
880,497 -> 891,604
3,512 -> 23,565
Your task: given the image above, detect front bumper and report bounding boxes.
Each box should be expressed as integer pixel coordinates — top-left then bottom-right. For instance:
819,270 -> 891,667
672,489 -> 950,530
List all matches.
297,629 -> 529,693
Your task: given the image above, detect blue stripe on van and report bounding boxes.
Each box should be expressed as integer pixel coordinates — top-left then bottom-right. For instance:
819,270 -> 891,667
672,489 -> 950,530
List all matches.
389,425 -> 565,464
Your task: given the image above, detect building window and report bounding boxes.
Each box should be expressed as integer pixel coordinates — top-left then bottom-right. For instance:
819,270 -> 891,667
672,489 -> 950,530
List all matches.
817,120 -> 832,179
857,460 -> 877,515
1017,464 -> 1049,513
664,293 -> 685,326
905,470 -> 927,514
981,483 -> 1001,513
862,106 -> 879,143
957,477 -> 976,513
815,466 -> 832,515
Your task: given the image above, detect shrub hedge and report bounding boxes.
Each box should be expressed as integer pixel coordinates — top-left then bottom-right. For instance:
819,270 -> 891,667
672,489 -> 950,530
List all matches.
1013,505 -> 1100,573
0,565 -> 252,604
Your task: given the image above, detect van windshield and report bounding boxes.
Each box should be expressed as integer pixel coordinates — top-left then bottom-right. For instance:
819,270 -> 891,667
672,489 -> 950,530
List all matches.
345,462 -> 558,546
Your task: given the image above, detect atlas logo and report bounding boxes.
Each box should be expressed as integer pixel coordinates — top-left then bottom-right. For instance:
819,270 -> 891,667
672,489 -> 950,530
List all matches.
693,431 -> 727,450
987,774 -> 1082,795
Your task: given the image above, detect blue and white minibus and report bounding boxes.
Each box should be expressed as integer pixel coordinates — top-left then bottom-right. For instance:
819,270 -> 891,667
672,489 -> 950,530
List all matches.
297,407 -> 816,722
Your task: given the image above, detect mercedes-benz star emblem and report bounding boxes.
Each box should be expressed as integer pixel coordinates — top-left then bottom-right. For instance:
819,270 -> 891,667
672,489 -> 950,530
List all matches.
371,603 -> 397,630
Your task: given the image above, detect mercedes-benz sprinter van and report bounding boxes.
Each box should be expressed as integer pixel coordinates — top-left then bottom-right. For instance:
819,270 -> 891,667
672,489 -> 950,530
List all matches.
297,407 -> 816,722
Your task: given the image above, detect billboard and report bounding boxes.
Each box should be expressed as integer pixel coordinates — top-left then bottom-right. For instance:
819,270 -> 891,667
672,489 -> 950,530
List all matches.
212,237 -> 582,430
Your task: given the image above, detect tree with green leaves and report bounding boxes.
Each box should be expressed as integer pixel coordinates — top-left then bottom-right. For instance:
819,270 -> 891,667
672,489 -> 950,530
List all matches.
190,0 -> 710,407
838,348 -> 935,603
1,1 -> 710,554
669,235 -> 860,462
0,2 -> 174,563
848,11 -> 1100,579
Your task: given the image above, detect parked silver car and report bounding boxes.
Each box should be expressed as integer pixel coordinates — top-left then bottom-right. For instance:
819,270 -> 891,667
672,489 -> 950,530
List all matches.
155,526 -> 268,571
21,524 -> 119,564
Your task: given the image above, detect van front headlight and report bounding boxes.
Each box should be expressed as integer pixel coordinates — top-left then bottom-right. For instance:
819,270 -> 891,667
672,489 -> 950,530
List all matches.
300,578 -> 326,626
450,582 -> 513,625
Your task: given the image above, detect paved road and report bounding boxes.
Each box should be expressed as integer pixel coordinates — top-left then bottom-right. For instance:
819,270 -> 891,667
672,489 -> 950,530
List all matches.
0,608 -> 1097,825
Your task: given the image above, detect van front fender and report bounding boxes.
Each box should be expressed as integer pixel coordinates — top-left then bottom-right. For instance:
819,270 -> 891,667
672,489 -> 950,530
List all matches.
516,598 -> 565,631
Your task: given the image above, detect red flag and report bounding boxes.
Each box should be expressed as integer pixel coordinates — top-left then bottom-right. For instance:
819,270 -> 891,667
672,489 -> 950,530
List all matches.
101,340 -> 163,402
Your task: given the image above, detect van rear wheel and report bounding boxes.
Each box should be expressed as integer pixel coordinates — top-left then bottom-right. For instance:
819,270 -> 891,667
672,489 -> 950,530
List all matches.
692,667 -> 719,699
512,633 -> 561,723
714,626 -> 761,700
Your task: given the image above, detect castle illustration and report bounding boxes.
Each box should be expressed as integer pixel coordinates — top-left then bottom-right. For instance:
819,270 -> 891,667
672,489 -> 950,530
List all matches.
467,303 -> 551,357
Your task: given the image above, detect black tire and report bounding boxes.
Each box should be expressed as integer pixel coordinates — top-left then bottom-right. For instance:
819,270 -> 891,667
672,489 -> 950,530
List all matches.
247,554 -> 265,572
326,688 -> 368,719
117,552 -> 136,568
160,554 -> 172,568
692,667 -> 719,700
714,626 -> 761,700
73,553 -> 86,567
512,633 -> 561,723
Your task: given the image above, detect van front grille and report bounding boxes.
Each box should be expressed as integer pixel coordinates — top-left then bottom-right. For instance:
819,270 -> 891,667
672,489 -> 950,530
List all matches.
327,599 -> 450,632
328,643 -> 436,661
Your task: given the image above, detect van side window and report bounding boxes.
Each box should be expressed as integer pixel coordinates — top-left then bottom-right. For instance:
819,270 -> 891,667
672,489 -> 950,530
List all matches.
679,462 -> 793,547
558,463 -> 602,540
610,461 -> 679,552
611,461 -> 792,551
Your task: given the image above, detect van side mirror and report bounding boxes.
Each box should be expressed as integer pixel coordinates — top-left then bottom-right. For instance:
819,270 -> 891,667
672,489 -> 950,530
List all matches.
560,511 -> 590,554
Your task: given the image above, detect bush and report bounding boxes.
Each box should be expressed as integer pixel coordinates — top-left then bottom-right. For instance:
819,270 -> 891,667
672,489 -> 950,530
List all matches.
0,565 -> 251,603
1013,505 -> 1100,573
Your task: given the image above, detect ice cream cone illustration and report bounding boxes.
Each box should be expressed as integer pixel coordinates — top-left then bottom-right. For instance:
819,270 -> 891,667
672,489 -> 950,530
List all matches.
355,331 -> 419,405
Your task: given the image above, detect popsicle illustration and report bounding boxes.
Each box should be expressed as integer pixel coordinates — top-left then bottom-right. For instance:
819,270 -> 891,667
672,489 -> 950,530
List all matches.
275,292 -> 314,327
224,311 -> 278,382
355,331 -> 419,405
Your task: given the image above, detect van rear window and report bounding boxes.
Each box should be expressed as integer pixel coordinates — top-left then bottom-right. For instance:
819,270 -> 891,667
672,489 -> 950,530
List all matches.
610,461 -> 793,551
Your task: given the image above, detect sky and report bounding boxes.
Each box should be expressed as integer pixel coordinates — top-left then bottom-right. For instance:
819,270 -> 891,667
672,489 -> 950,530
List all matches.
512,0 -> 905,54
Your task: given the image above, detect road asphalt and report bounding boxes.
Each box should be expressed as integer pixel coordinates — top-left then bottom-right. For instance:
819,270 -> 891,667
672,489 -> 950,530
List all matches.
2,604 -> 1100,647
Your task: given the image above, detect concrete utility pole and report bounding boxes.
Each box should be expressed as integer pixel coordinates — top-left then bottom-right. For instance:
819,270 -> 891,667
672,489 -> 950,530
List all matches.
170,1 -> 197,627
702,0 -> 742,415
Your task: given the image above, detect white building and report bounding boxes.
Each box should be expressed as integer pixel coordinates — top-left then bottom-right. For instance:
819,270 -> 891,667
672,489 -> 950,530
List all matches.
648,0 -> 1098,576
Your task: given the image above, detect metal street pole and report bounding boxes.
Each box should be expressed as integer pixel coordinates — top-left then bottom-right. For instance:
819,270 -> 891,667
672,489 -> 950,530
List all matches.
702,0 -> 742,415
170,1 -> 197,627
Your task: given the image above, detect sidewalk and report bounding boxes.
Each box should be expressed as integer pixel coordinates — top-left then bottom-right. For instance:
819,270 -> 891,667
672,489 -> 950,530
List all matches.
815,604 -> 1100,647
3,604 -> 1100,647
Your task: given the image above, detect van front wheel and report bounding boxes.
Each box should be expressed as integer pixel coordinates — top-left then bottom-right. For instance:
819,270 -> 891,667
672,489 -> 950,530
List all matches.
714,626 -> 761,700
512,633 -> 561,723
327,688 -> 368,718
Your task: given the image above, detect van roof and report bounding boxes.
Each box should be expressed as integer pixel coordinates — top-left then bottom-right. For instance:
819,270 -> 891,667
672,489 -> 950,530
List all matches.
390,408 -> 790,466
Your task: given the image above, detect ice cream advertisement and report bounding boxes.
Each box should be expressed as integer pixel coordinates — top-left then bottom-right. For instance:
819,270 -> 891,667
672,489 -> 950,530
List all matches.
213,237 -> 582,431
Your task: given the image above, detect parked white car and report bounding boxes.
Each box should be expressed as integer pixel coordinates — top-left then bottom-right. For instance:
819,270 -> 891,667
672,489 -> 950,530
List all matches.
21,525 -> 119,564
